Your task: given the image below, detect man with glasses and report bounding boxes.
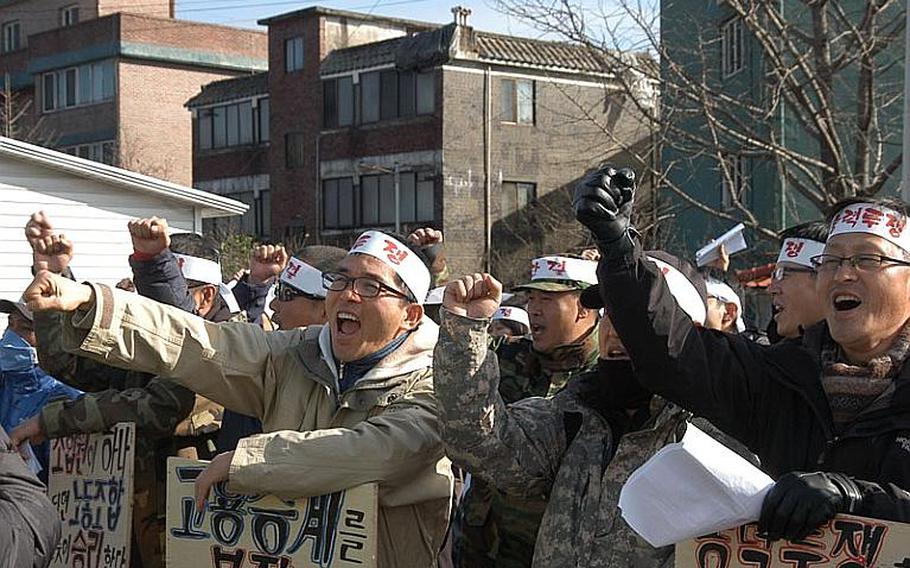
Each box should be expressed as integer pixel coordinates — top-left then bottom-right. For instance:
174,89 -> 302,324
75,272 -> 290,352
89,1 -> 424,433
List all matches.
268,246 -> 347,330
575,167 -> 910,542
768,221 -> 828,340
18,230 -> 453,568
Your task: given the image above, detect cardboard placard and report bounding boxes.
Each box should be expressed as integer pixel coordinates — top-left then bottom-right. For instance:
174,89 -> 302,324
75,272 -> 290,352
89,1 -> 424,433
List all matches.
675,514 -> 910,567
166,458 -> 378,567
48,422 -> 135,568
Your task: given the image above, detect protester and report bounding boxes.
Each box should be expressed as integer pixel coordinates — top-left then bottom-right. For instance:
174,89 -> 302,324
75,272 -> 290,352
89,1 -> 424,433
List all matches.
0,297 -> 81,478
768,221 -> 828,340
488,305 -> 530,339
268,245 -> 347,330
231,244 -> 288,326
0,425 -> 60,568
434,250 -> 754,567
453,254 -> 600,567
575,167 -> 910,541
21,230 -> 453,568
704,277 -> 746,333
9,212 -> 227,567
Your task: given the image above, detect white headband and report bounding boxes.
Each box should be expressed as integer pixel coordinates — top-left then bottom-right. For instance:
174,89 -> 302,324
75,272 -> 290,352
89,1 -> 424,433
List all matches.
829,203 -> 910,252
174,254 -> 222,285
530,256 -> 598,285
349,231 -> 431,304
492,306 -> 530,330
280,257 -> 326,298
776,238 -> 825,268
646,255 -> 706,325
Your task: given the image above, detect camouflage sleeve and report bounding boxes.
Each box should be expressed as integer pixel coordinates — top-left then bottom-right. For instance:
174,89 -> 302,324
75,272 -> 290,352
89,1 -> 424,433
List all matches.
434,308 -> 566,498
39,377 -> 195,439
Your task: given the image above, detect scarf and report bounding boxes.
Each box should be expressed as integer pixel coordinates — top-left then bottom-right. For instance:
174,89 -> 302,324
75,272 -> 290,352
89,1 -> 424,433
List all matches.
338,330 -> 413,393
820,321 -> 910,433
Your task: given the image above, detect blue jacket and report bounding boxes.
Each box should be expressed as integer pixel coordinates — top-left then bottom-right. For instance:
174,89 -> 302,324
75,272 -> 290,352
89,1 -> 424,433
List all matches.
0,328 -> 82,432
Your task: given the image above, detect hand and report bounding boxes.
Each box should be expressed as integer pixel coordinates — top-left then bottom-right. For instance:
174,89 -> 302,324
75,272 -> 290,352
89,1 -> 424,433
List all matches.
25,211 -> 74,274
407,228 -> 443,247
194,450 -> 234,512
249,245 -> 288,284
24,270 -> 94,313
573,165 -> 636,246
230,268 -> 250,283
758,471 -> 860,541
8,417 -> 47,458
443,273 -> 502,319
580,247 -> 601,261
707,244 -> 730,272
128,217 -> 170,256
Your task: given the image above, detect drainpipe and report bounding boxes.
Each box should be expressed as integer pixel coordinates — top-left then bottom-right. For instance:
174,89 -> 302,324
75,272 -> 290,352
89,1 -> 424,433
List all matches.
483,65 -> 492,271
314,132 -> 321,244
902,0 -> 910,201
394,161 -> 401,234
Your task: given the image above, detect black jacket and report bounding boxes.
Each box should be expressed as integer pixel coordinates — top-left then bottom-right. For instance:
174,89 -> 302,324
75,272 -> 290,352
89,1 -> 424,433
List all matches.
599,244 -> 910,522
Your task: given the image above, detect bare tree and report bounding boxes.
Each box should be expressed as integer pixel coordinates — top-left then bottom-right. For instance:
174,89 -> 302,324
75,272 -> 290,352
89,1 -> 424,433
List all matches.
0,73 -> 56,145
492,0 -> 905,241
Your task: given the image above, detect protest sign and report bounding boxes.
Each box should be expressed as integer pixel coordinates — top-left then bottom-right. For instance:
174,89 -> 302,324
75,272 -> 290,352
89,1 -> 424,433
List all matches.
675,514 -> 910,567
166,457 -> 378,567
48,422 -> 135,568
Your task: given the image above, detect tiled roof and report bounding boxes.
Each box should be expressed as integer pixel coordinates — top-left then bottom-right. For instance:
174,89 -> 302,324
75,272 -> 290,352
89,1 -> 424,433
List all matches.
320,35 -> 405,75
474,32 -> 606,73
185,72 -> 268,108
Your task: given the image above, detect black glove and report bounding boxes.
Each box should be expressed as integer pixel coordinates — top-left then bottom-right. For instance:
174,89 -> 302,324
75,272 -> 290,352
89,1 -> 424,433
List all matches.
758,471 -> 862,541
573,165 -> 637,254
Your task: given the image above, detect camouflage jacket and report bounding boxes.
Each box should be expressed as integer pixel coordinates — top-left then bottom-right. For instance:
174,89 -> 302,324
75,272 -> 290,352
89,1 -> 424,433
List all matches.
436,310 -> 754,567
454,325 -> 599,566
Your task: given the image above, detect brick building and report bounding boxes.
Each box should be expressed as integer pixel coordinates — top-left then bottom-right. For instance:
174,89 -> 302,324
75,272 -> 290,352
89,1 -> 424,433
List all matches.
0,0 -> 267,187
188,6 -> 651,281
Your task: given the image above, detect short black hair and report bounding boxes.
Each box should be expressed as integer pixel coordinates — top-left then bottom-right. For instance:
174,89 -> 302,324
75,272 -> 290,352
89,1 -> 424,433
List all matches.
292,245 -> 347,273
170,233 -> 221,264
779,220 -> 828,244
824,196 -> 910,225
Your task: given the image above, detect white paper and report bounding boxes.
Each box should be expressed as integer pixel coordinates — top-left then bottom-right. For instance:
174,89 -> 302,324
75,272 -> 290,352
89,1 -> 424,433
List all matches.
617,422 -> 773,548
695,223 -> 748,267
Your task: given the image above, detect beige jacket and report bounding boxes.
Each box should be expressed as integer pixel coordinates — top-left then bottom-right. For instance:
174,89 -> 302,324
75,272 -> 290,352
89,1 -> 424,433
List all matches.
61,283 -> 454,567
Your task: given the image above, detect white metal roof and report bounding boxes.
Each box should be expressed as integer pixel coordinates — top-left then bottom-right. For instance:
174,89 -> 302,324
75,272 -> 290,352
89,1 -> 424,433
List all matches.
0,136 -> 248,218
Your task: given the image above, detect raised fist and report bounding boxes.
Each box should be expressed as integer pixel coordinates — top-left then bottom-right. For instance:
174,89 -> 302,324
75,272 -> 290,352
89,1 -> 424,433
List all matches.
24,269 -> 94,313
407,228 -> 443,247
128,217 -> 170,256
442,273 -> 502,320
25,211 -> 74,274
250,244 -> 288,284
573,165 -> 637,247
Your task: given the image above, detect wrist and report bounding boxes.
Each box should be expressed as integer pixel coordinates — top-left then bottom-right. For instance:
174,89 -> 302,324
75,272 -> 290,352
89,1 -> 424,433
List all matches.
131,249 -> 161,262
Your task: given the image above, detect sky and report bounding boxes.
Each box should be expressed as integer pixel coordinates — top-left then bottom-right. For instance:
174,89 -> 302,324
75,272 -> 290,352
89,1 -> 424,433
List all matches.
176,0 -> 556,38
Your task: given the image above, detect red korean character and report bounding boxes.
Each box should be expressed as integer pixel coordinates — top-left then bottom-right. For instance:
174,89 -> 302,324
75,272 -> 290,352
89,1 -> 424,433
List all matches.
501,308 -> 512,317
531,260 -> 541,276
546,259 -> 567,275
383,240 -> 409,265
285,261 -> 301,278
785,240 -> 805,258
352,234 -> 371,250
861,207 -> 884,229
886,213 -> 907,238
839,207 -> 861,228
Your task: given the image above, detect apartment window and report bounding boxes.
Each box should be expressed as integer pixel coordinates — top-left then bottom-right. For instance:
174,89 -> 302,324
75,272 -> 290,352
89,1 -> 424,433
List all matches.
61,140 -> 116,165
2,21 -> 21,53
196,97 -> 268,150
42,60 -> 115,112
323,76 -> 353,128
330,172 -> 434,229
61,5 -> 80,27
501,181 -> 537,216
285,132 -> 305,168
285,36 -> 304,73
501,78 -> 534,124
323,177 -> 355,229
720,155 -> 747,209
721,17 -> 744,77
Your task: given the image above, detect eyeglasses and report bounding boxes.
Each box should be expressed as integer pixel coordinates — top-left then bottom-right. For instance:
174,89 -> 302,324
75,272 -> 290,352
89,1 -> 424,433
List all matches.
809,253 -> 910,273
772,265 -> 815,281
322,272 -> 414,302
275,283 -> 322,302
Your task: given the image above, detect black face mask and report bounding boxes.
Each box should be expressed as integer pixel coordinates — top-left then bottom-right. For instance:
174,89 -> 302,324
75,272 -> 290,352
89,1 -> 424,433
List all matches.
573,359 -> 651,417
